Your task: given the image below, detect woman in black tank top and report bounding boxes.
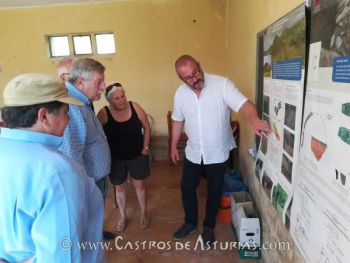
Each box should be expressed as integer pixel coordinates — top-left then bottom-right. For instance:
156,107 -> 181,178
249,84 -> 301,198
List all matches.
97,83 -> 151,232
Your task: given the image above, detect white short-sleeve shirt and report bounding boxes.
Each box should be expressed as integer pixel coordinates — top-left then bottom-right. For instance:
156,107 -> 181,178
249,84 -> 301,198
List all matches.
172,73 -> 247,164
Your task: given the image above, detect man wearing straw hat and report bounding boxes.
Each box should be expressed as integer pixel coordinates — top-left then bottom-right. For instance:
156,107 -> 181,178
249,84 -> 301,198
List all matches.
0,73 -> 105,262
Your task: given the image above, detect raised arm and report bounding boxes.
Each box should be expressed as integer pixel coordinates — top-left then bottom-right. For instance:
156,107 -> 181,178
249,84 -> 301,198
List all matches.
239,100 -> 271,136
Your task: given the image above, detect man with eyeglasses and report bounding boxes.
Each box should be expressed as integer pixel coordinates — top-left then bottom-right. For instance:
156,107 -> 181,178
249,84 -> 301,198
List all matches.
58,58 -> 115,241
170,55 -> 270,247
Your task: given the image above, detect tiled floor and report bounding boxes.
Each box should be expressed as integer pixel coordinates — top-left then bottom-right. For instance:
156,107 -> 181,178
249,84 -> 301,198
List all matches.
104,161 -> 260,262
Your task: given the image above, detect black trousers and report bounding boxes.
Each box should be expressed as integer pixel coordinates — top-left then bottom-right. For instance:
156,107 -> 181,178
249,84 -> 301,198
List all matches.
181,157 -> 226,228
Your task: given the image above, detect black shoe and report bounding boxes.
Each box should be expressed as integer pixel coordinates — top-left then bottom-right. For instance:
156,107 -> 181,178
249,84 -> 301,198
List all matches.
173,223 -> 196,240
103,231 -> 115,240
202,227 -> 215,248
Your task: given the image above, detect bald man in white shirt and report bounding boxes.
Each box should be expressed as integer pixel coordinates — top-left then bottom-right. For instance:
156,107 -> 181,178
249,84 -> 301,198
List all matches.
171,55 -> 270,247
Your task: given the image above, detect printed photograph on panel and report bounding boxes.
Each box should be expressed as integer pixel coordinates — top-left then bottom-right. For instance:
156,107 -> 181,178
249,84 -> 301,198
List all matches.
272,183 -> 289,215
311,0 -> 350,67
284,103 -> 297,130
283,129 -> 295,157
281,154 -> 293,183
264,55 -> 272,77
263,95 -> 270,115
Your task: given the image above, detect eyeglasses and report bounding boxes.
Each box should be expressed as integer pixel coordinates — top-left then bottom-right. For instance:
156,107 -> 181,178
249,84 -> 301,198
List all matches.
183,69 -> 201,82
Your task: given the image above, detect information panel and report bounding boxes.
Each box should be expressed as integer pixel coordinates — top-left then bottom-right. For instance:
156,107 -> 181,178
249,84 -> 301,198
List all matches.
290,0 -> 350,262
255,4 -> 306,232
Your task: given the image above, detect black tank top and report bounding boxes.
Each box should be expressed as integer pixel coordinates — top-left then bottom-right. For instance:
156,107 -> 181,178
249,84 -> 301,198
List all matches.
103,102 -> 143,160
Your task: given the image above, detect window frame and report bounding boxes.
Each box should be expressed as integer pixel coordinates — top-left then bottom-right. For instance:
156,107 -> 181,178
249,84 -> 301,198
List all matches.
47,32 -> 116,58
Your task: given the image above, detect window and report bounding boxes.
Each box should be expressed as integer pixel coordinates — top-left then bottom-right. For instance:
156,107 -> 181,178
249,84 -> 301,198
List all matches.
96,33 -> 116,54
73,35 -> 92,55
47,32 -> 116,58
49,36 -> 70,57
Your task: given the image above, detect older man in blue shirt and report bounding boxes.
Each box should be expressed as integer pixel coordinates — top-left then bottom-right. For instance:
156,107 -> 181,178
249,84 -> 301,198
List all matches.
58,58 -> 113,240
0,73 -> 105,262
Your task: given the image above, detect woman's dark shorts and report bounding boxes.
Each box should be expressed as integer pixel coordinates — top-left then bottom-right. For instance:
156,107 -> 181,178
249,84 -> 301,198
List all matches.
109,154 -> 150,185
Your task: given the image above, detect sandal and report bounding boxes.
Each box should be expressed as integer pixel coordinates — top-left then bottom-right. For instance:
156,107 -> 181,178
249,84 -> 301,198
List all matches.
140,217 -> 150,229
114,218 -> 127,232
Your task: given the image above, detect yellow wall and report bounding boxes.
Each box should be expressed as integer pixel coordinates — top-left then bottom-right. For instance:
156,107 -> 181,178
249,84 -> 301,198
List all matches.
0,0 -> 228,134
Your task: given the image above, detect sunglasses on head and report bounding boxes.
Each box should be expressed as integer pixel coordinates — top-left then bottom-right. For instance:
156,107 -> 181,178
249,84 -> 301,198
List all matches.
105,82 -> 122,96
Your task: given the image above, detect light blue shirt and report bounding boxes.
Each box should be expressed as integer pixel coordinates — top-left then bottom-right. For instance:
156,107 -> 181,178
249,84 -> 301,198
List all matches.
0,128 -> 105,263
59,82 -> 111,182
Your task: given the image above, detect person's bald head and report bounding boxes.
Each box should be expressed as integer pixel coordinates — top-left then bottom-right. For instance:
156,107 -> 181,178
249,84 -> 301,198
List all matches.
56,58 -> 73,82
175,55 -> 204,90
175,55 -> 200,75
